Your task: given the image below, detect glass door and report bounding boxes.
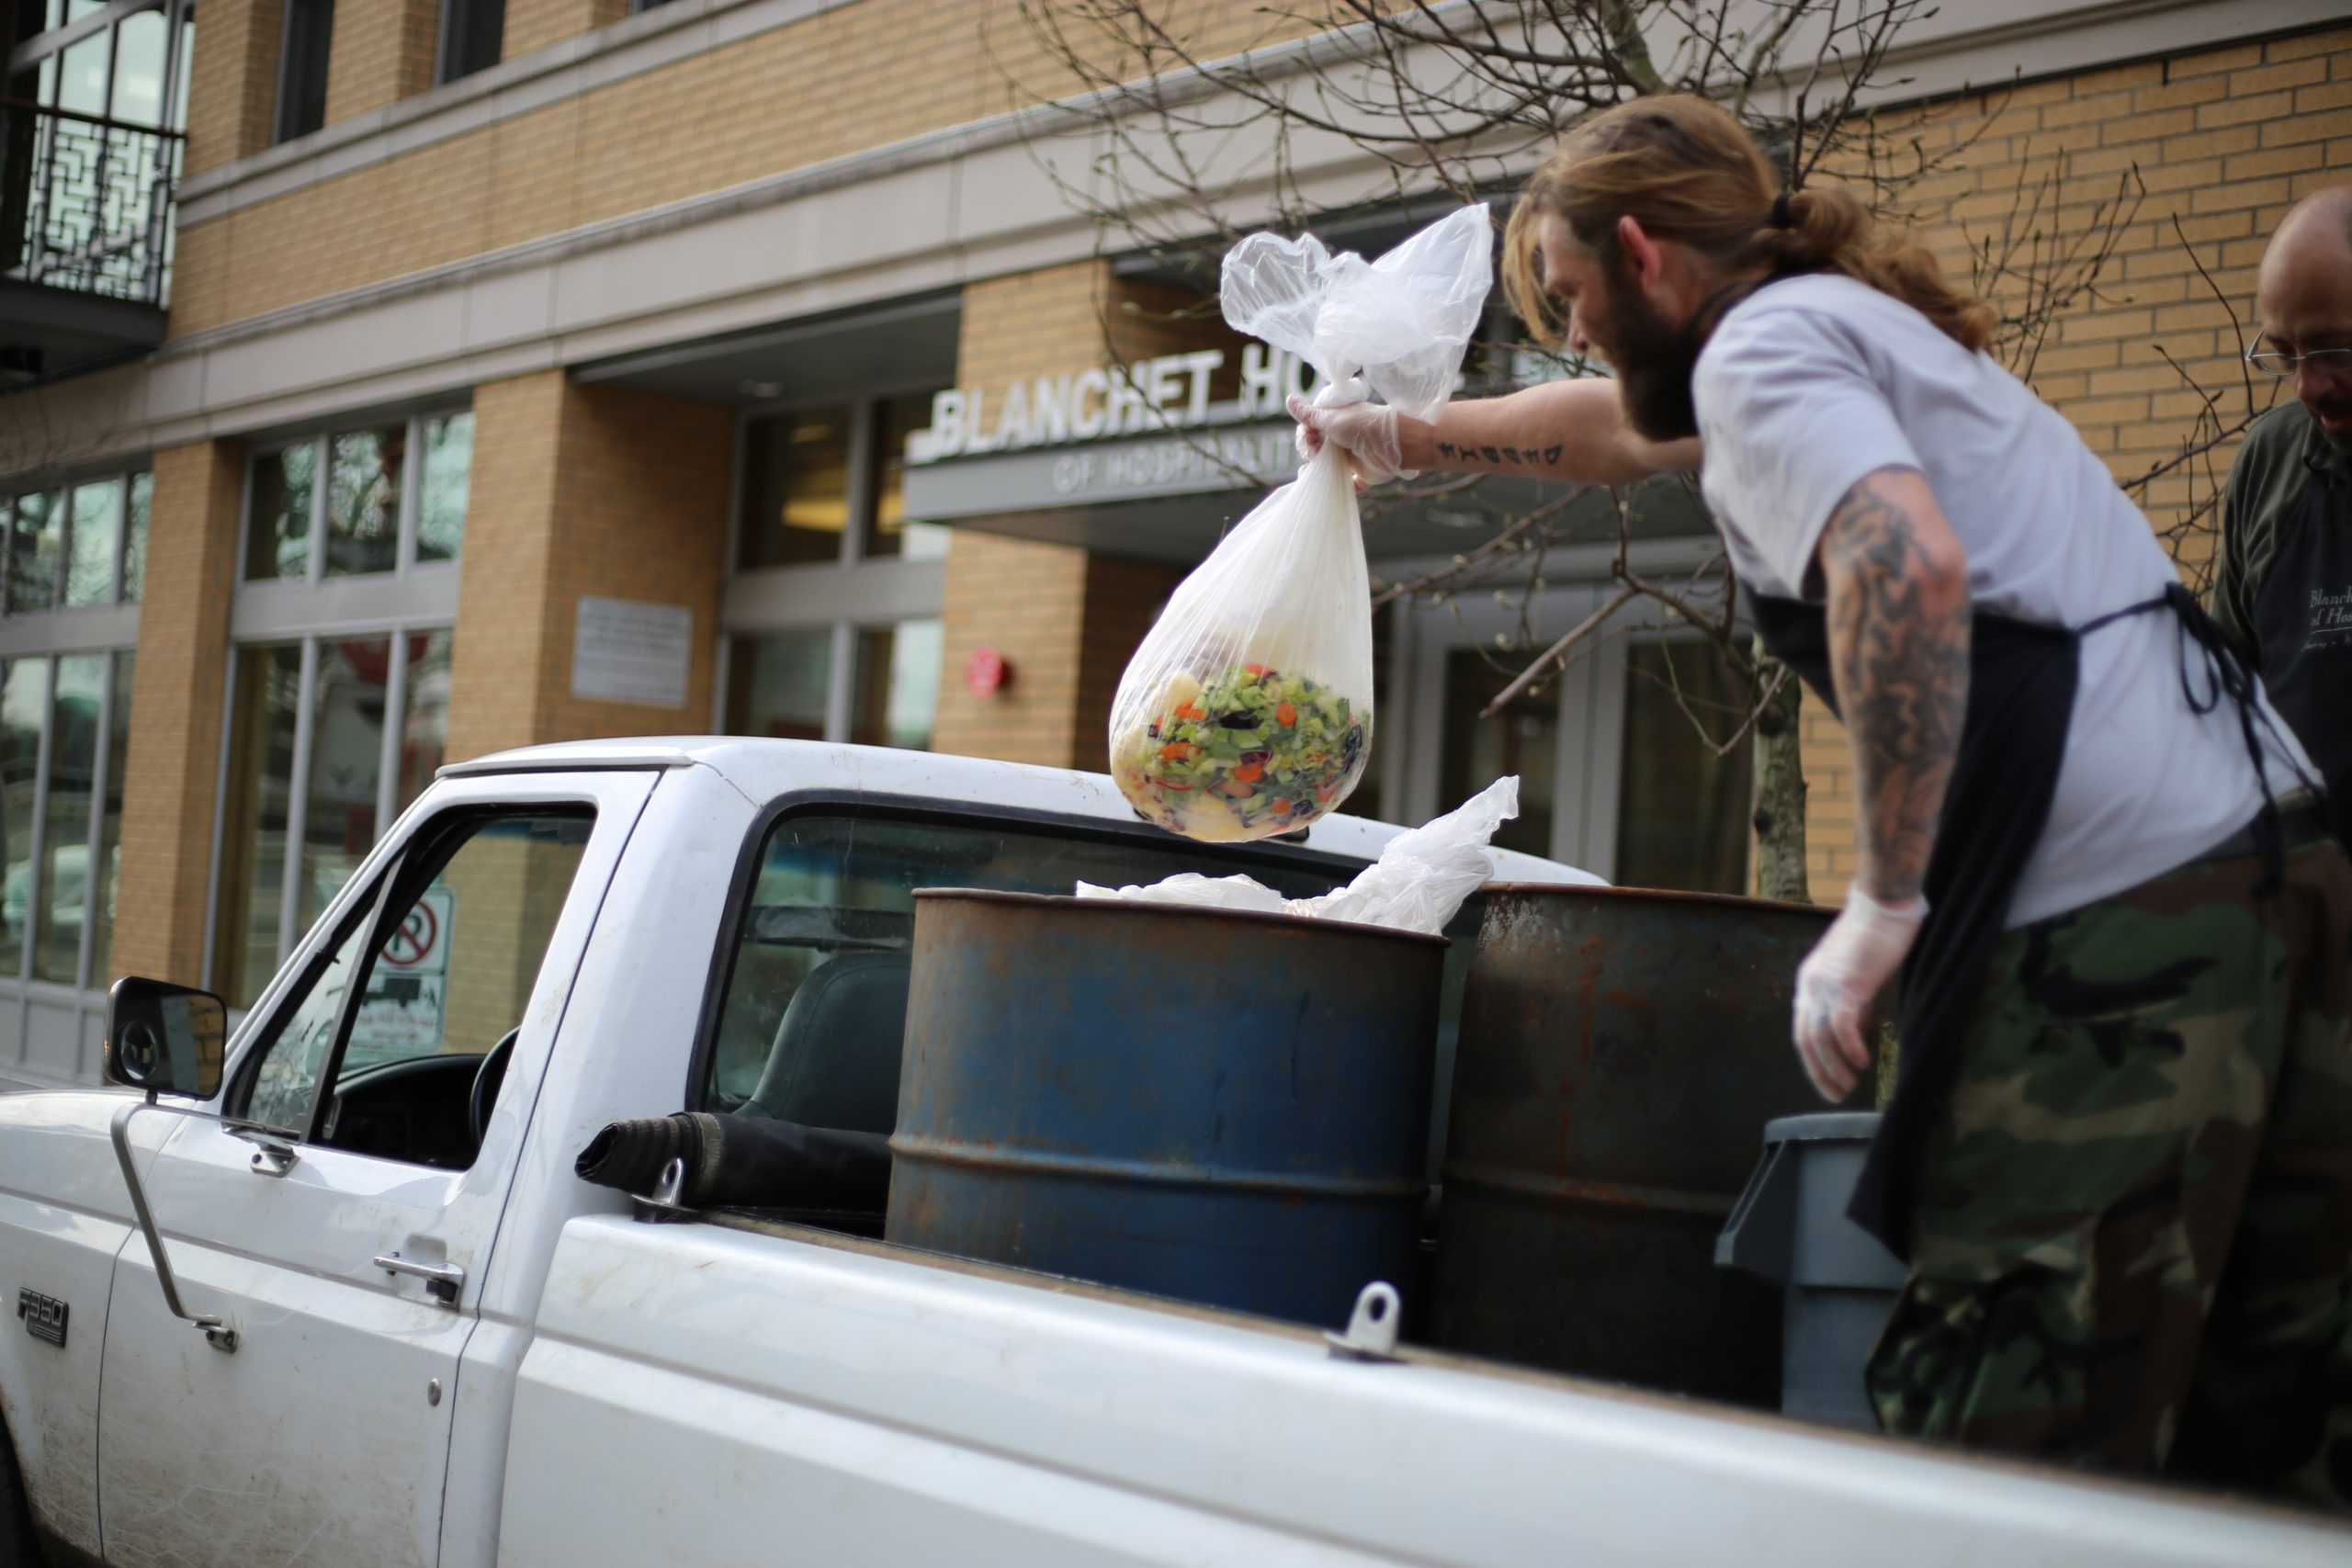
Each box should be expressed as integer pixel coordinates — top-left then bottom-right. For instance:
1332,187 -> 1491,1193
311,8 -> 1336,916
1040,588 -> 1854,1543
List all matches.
1398,583 -> 1753,893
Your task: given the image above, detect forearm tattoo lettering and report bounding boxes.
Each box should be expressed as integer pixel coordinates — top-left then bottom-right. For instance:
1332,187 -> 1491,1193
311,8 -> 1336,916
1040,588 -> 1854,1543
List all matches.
1821,472 -> 1972,904
1431,441 -> 1567,469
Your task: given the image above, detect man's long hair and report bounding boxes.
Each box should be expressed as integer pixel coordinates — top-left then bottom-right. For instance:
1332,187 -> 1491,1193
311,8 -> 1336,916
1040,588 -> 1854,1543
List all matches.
1501,95 -> 1996,355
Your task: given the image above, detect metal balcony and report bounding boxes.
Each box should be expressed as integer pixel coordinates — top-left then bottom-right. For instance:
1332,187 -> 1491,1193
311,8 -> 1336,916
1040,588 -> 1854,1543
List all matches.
0,97 -> 182,385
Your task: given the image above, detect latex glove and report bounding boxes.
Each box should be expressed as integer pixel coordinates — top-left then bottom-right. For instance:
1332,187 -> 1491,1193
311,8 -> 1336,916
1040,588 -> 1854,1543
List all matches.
1792,886 -> 1924,1101
1288,392 -> 1408,485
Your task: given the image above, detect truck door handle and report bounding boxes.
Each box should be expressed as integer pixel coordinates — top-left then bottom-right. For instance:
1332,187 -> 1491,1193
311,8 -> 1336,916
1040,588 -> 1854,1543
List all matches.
374,1253 -> 465,1307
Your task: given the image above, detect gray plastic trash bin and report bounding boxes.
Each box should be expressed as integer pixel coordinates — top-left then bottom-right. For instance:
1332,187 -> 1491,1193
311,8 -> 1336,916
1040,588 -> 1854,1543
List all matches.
1715,1111 -> 1907,1429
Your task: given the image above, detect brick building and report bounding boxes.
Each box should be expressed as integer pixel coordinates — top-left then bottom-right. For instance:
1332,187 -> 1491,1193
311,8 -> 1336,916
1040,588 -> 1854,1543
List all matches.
0,0 -> 2344,1078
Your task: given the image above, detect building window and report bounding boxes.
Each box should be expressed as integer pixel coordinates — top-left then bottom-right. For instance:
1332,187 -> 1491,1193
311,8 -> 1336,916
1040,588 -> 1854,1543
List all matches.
211,629 -> 453,1009
435,0 -> 503,85
0,467 -> 147,1009
740,407 -> 853,570
1613,637 -> 1753,896
723,389 -> 948,754
0,651 -> 136,992
0,477 -> 152,615
1439,646 -> 1556,863
275,0 -> 334,142
739,396 -> 950,570
244,411 -> 471,584
863,392 -> 952,561
725,628 -> 830,741
851,620 -> 941,750
725,619 -> 940,753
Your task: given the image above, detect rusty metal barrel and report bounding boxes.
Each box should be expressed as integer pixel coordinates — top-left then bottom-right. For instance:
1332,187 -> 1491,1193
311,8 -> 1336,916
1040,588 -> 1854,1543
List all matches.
888,889 -> 1449,1328
1431,885 -> 1834,1405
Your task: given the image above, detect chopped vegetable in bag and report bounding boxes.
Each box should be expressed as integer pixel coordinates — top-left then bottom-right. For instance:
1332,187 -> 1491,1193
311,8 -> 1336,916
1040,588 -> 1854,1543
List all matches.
1112,661 -> 1369,840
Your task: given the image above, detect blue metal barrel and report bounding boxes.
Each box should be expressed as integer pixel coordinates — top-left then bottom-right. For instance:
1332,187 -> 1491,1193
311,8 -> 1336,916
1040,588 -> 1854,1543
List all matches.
888,889 -> 1448,1328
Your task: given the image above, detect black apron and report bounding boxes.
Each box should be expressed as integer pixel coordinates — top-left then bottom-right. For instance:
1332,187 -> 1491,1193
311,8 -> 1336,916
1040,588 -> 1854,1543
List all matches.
1750,582 -> 2293,1258
2250,444 -> 2352,855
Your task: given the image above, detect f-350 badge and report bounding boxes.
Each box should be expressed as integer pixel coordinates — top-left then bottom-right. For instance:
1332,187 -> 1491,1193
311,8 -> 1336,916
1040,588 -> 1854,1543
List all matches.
17,1289 -> 66,1348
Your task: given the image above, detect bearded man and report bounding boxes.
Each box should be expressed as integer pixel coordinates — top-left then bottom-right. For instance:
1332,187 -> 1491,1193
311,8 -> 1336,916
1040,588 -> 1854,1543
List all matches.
1294,95 -> 2350,1504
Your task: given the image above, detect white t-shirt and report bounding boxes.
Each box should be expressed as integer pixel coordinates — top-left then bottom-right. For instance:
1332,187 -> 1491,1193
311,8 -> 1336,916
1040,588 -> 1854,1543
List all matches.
1693,273 -> 2314,927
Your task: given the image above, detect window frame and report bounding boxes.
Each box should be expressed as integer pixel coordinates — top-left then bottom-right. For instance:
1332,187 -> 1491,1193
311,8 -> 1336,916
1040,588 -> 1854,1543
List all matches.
237,405 -> 470,588
0,461 -> 145,1010
9,649 -> 136,991
433,0 -> 503,87
0,464 -> 150,616
9,0 -> 193,127
226,803 -> 598,1145
718,382 -> 948,750
273,0 -> 335,145
1395,539 -> 1731,879
1611,626 -> 1758,898
202,625 -> 458,998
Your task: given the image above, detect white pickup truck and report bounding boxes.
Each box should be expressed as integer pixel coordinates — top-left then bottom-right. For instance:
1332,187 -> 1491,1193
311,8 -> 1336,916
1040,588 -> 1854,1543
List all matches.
0,738 -> 2342,1568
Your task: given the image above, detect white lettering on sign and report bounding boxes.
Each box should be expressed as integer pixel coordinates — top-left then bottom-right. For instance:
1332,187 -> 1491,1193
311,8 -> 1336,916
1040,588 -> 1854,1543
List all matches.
1046,427 -> 1298,500
909,348 -> 1320,466
572,596 -> 694,708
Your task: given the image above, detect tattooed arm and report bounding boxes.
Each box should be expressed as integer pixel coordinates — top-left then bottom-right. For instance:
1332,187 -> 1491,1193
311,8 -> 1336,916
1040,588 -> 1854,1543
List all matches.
1396,379 -> 1702,485
1818,466 -> 1973,902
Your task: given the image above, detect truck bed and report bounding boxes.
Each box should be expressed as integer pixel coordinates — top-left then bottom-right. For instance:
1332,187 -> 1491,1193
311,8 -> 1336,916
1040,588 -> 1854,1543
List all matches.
501,1212 -> 2351,1568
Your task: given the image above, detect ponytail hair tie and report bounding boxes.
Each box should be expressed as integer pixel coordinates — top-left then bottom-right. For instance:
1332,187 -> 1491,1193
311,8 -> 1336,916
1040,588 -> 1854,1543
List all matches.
1770,191 -> 1794,230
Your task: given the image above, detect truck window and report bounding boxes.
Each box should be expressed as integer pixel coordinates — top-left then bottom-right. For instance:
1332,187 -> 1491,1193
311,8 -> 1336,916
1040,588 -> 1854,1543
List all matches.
239,810 -> 594,1168
701,812 -> 1359,1122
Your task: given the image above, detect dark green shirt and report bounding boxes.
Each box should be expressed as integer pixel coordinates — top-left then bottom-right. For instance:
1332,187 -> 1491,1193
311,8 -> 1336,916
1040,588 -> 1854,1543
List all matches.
2212,400 -> 2352,661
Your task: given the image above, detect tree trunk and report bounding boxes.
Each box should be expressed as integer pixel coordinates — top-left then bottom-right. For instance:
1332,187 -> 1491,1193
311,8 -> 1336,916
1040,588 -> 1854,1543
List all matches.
1748,637 -> 1810,904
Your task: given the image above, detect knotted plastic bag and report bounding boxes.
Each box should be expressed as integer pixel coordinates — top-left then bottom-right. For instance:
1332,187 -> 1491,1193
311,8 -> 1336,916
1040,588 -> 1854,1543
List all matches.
1077,776 -> 1521,937
1107,205 -> 1494,841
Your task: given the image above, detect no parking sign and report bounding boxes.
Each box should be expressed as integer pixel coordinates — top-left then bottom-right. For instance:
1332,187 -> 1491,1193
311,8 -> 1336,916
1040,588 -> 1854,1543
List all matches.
356,887 -> 456,1056
381,888 -> 453,976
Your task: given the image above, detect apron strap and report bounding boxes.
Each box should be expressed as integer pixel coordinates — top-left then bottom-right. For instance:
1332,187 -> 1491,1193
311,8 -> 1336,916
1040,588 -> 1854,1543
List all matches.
2077,581 -> 2318,894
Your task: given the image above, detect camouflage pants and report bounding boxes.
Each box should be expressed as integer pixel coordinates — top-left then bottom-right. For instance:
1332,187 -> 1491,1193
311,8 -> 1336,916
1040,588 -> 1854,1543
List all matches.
1866,833 -> 2352,1507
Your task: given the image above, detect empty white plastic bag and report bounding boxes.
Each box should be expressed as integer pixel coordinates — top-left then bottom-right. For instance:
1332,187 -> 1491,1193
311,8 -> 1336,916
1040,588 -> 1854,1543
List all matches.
1077,776 -> 1521,938
1108,205 -> 1494,841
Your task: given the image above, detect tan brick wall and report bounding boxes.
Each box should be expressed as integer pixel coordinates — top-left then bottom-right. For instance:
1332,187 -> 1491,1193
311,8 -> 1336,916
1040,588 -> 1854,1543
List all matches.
183,0 -> 286,175
930,260 -> 1191,769
930,533 -> 1094,765
112,442 -> 243,987
323,0 -> 441,126
1788,23 -> 2352,905
1072,552 -> 1183,773
445,372 -> 732,761
170,0 -> 1306,335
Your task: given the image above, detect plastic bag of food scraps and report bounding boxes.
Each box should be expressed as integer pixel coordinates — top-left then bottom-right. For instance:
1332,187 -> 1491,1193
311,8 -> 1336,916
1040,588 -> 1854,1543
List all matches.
1078,777 -> 1520,939
1107,204 -> 1494,841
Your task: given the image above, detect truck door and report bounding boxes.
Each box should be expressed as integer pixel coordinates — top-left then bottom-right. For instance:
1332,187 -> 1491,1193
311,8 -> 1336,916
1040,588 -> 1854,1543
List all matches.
95,773 -> 653,1568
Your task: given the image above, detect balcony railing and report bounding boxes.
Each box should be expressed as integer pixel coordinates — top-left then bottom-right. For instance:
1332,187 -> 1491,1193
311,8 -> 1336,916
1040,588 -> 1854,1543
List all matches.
1,97 -> 183,310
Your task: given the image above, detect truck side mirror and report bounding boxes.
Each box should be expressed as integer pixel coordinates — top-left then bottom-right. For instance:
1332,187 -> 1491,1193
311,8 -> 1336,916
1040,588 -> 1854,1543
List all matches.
107,977 -> 227,1100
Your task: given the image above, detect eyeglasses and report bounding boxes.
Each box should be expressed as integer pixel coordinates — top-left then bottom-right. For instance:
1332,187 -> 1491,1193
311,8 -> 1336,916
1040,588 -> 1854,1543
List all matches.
2245,345 -> 2352,378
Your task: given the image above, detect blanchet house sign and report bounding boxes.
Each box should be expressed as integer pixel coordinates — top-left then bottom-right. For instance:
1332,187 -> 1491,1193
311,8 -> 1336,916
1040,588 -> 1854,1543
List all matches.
901,344 -> 1317,519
